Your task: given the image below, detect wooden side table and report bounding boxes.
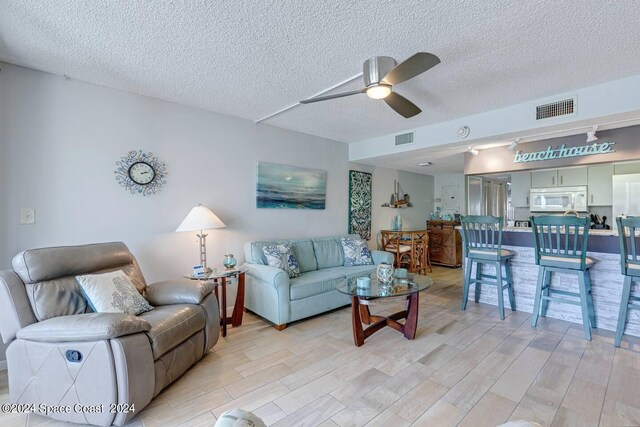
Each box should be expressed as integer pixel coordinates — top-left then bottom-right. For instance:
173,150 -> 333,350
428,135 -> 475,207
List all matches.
185,270 -> 245,337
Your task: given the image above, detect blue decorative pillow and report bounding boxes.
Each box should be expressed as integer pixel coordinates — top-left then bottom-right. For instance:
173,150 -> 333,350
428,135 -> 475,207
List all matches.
262,243 -> 301,278
341,237 -> 374,267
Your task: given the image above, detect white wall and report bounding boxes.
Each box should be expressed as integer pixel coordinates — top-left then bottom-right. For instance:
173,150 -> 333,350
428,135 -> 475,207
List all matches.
433,173 -> 466,215
0,69 -> 8,269
0,63 -> 349,297
0,66 -> 13,367
349,164 -> 434,248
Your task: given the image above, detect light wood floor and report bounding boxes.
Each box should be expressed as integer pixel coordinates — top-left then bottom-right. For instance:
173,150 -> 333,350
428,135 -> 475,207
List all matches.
2,266 -> 640,427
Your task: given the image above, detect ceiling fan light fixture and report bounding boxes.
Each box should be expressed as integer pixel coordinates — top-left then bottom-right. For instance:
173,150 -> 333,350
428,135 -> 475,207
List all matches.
298,52 -> 439,118
366,84 -> 392,99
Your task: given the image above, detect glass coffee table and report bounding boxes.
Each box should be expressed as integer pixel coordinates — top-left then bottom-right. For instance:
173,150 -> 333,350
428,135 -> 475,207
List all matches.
336,273 -> 432,347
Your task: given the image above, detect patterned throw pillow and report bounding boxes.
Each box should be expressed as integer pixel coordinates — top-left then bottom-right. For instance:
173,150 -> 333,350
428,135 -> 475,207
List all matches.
262,243 -> 301,278
341,237 -> 374,267
76,270 -> 154,315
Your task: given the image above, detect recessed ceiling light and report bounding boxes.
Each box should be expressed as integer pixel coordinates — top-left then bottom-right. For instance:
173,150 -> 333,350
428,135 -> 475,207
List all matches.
419,162 -> 433,166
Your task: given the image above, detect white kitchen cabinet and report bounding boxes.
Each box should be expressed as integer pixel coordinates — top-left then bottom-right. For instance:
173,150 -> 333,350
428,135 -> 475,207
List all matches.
531,167 -> 587,188
588,164 -> 614,206
531,169 -> 558,188
558,167 -> 587,186
510,171 -> 531,207
614,161 -> 640,175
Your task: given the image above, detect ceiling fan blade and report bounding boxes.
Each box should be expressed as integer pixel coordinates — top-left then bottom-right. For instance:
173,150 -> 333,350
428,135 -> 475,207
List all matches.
382,52 -> 441,85
384,92 -> 421,118
300,89 -> 365,104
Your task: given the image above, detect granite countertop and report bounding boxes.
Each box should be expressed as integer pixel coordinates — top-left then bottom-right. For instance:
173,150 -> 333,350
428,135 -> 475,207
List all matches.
455,225 -> 618,236
502,226 -> 617,236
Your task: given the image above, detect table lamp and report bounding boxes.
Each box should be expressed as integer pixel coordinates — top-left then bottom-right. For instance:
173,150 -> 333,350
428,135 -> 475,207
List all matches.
176,204 -> 226,271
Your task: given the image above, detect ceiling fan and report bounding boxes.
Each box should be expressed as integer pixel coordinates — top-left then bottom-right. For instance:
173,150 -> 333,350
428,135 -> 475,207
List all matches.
300,52 -> 440,118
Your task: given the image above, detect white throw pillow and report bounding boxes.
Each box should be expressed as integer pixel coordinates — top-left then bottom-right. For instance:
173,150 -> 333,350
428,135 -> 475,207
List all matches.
76,270 -> 153,315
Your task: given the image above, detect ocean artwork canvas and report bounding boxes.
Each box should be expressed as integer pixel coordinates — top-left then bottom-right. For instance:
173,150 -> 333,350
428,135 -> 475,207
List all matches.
256,162 -> 327,209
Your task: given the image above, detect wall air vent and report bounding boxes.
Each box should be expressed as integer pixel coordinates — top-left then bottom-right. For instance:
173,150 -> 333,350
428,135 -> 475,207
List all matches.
536,98 -> 575,120
395,132 -> 414,146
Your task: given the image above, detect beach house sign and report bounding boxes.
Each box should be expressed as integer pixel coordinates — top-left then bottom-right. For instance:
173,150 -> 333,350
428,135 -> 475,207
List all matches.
513,141 -> 616,163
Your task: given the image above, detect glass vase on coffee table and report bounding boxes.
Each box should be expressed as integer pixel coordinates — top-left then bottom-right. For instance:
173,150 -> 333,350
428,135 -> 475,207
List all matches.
336,272 -> 432,346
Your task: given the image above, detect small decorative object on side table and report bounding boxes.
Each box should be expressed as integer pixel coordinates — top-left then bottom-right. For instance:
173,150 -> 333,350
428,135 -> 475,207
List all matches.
223,254 -> 237,270
185,269 -> 245,337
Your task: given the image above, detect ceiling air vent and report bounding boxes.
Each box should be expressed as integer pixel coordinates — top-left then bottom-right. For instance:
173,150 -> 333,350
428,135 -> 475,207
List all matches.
536,98 -> 575,120
395,132 -> 414,146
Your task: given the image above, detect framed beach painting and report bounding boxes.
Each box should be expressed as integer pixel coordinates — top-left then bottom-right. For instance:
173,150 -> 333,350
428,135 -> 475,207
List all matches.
256,162 -> 327,209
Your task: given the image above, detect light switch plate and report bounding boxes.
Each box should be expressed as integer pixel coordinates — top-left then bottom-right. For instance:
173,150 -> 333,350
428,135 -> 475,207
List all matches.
20,208 -> 35,224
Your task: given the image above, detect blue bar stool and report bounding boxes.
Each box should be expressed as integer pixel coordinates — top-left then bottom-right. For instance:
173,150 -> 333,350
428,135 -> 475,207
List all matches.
460,215 -> 515,320
530,216 -> 596,340
615,217 -> 640,347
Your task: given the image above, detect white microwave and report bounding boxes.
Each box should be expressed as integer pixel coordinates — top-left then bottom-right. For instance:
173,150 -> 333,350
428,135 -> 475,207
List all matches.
530,186 -> 588,212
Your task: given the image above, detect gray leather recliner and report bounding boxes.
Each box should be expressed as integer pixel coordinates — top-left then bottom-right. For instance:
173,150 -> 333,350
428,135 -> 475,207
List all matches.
0,242 -> 220,426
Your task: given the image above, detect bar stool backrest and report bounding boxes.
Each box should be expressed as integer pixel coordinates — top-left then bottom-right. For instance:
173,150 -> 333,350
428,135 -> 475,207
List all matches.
530,215 -> 590,270
460,215 -> 503,259
616,217 -> 640,276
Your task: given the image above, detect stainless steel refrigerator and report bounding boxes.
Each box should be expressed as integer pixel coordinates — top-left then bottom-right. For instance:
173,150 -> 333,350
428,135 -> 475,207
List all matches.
467,176 -> 507,217
612,173 -> 640,229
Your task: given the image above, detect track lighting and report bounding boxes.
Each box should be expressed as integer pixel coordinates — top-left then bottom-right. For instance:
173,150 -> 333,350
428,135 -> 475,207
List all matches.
508,138 -> 521,151
468,147 -> 479,156
586,125 -> 599,143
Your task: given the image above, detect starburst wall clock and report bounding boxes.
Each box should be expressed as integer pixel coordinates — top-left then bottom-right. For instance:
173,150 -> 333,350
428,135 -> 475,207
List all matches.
114,150 -> 167,196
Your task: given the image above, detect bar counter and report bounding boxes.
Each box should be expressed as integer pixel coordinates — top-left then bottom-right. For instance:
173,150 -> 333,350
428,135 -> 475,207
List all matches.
463,227 -> 639,337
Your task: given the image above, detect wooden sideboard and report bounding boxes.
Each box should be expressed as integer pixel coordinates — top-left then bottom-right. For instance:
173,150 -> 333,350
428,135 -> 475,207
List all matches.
426,220 -> 462,267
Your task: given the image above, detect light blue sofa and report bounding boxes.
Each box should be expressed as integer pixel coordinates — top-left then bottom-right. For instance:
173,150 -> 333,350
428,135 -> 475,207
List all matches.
242,235 -> 394,330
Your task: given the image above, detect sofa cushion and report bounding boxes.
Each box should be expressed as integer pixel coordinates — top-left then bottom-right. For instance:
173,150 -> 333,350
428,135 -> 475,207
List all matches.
291,240 -> 317,273
24,263 -> 146,322
311,237 -> 345,269
138,304 -> 205,359
321,266 -> 378,285
12,242 -> 141,285
289,270 -> 345,301
13,242 -> 147,322
246,239 -> 317,273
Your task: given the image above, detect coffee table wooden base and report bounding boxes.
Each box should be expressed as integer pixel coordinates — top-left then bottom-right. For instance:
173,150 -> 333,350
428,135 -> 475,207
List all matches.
350,292 -> 420,347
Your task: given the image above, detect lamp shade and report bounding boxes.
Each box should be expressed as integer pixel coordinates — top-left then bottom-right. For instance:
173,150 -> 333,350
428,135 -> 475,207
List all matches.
176,205 -> 226,232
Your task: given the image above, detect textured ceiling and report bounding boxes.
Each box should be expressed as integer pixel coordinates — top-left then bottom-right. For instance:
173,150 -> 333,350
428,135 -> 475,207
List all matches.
1,1 -> 640,143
